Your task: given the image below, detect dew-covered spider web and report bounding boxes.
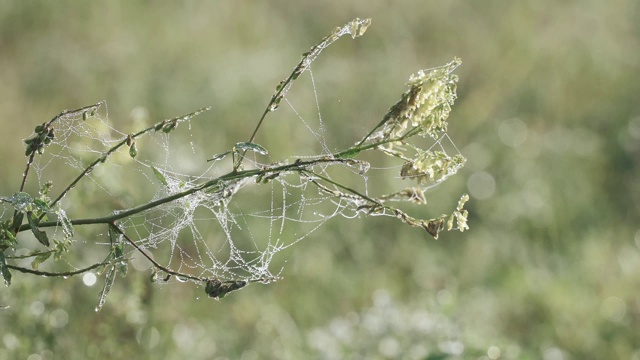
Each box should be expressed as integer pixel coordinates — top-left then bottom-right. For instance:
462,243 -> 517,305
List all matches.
14,19 -> 469,300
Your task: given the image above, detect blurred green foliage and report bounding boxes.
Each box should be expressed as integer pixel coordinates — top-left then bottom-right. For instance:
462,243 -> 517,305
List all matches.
1,1 -> 639,359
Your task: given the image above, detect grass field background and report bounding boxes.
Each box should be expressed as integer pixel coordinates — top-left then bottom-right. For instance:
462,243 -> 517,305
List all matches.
1,2 -> 639,359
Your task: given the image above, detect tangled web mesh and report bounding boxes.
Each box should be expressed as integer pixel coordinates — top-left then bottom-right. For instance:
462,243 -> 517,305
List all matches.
15,19 -> 468,300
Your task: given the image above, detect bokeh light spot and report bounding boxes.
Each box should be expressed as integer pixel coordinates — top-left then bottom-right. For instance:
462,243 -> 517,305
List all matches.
30,301 -> 44,316
463,142 -> 493,171
439,340 -> 464,356
83,272 -> 97,287
498,118 -> 528,147
488,345 -> 501,359
378,336 -> 400,358
543,347 -> 564,360
49,309 -> 69,328
3,333 -> 19,350
467,171 -> 496,200
136,326 -> 160,349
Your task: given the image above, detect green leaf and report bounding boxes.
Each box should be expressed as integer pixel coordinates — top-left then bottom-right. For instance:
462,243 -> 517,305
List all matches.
117,261 -> 128,277
338,148 -> 361,159
0,226 -> 16,247
27,212 -> 49,247
113,240 -> 127,276
96,265 -> 116,312
151,166 -> 168,186
33,198 -> 50,212
114,241 -> 124,259
0,252 -> 11,287
234,142 -> 268,155
207,150 -> 231,162
108,224 -> 118,244
31,252 -> 52,270
97,224 -> 120,276
11,212 -> 24,230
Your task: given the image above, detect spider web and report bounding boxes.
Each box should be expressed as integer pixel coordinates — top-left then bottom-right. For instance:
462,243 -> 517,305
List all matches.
17,20 -> 467,295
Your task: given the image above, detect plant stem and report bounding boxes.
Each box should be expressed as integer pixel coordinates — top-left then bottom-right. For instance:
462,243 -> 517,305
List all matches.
7,260 -> 113,278
20,135 -> 409,233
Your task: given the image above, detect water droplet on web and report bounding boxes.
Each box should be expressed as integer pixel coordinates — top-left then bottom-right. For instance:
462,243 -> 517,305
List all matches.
176,276 -> 188,283
358,161 -> 370,175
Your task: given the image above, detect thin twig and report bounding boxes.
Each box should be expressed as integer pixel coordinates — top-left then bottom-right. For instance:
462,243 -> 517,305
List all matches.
47,106 -> 211,214
6,260 -> 113,277
239,18 -> 371,171
19,102 -> 105,194
17,135 -> 409,234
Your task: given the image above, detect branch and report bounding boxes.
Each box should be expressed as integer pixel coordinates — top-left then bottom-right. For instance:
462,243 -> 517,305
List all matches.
6,260 -> 113,278
238,18 -> 371,171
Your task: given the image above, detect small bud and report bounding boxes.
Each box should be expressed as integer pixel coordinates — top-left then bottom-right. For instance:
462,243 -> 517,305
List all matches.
129,143 -> 138,158
162,122 -> 176,133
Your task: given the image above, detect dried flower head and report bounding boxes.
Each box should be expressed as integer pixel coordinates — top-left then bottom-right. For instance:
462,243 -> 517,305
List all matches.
375,58 -> 461,143
400,151 -> 466,185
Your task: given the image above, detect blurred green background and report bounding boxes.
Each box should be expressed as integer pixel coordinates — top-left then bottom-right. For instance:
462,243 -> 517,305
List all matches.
1,1 -> 639,359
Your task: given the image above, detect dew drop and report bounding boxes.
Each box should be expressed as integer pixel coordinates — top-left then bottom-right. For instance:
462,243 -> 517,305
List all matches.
176,276 -> 188,283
